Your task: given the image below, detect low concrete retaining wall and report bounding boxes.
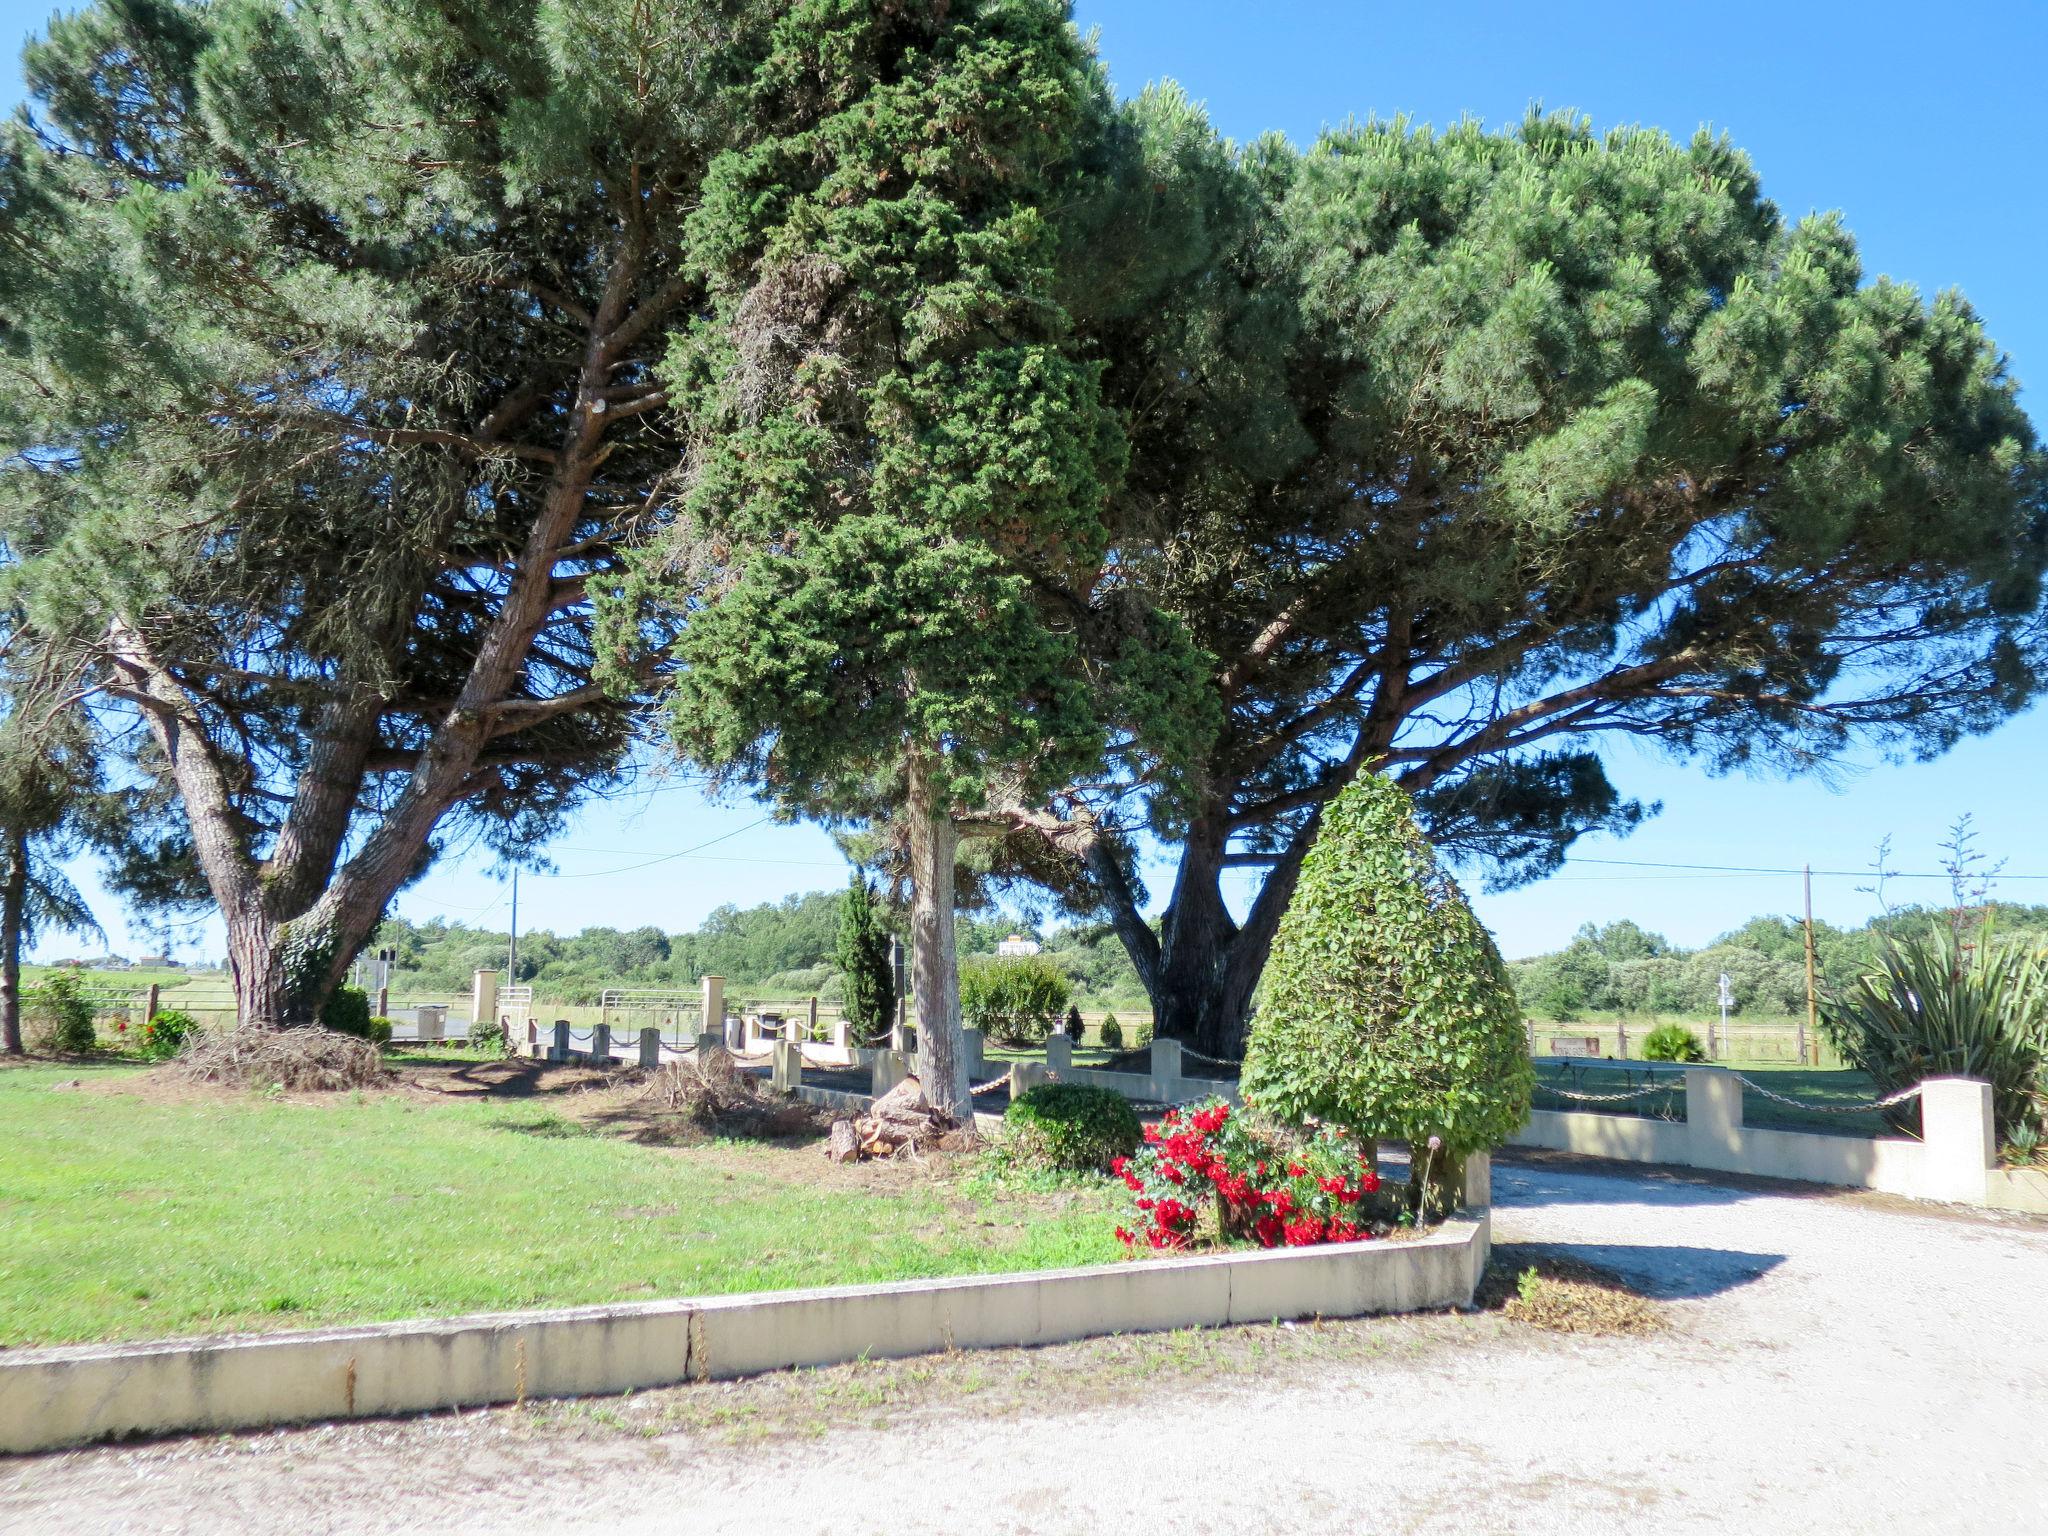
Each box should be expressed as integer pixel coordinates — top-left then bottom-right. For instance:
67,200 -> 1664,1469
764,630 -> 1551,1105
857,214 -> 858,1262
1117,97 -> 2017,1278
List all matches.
0,1217 -> 1488,1455
1510,1070 -> 2025,1208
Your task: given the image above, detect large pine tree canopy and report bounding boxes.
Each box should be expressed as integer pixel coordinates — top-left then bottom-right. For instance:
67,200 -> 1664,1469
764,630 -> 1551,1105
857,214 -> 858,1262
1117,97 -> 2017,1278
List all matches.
0,0 -> 768,1019
1008,92 -> 2048,1056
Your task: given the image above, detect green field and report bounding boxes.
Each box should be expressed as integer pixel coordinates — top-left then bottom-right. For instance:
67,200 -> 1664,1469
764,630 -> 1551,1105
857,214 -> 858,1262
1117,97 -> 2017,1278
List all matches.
0,1057 -> 1124,1349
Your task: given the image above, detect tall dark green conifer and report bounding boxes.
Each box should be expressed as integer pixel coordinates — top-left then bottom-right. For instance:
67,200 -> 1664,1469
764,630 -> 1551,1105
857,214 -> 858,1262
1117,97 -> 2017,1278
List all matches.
834,875 -> 894,1048
609,0 -> 1199,1114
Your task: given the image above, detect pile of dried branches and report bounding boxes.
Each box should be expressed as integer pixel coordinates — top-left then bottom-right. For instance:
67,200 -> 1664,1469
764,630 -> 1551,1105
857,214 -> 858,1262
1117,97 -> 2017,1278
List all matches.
174,1026 -> 388,1092
639,1047 -> 830,1140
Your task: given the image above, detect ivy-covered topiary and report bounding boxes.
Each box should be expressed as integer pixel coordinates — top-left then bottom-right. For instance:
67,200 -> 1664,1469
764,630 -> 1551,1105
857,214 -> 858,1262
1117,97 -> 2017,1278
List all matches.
1241,771 -> 1533,1216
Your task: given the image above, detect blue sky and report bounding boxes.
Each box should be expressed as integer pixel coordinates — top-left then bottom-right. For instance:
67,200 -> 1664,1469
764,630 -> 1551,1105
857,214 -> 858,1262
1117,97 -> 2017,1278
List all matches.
6,0 -> 2045,962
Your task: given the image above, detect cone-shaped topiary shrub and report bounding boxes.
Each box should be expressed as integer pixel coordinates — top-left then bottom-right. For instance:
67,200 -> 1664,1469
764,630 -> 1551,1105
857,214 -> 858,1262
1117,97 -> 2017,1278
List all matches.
1241,770 -> 1533,1217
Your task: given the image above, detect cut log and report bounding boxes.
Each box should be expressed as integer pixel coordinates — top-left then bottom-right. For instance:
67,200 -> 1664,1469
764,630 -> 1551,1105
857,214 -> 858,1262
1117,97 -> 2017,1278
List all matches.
827,1118 -> 860,1165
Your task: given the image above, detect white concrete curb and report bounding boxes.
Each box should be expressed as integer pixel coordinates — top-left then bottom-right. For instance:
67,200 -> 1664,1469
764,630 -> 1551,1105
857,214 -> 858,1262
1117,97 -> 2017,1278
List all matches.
0,1215 -> 1488,1456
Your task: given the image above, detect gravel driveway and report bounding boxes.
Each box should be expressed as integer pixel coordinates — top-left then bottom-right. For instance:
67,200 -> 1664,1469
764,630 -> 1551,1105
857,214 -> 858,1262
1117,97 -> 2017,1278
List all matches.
7,1152 -> 2045,1534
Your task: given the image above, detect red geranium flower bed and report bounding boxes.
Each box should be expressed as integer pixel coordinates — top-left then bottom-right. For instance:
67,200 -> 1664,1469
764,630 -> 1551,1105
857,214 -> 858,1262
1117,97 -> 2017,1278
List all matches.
1113,1096 -> 1382,1252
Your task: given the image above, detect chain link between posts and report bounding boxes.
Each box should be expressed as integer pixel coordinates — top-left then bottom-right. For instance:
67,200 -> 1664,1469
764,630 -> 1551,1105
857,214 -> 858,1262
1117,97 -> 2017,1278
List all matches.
1732,1075 -> 1925,1115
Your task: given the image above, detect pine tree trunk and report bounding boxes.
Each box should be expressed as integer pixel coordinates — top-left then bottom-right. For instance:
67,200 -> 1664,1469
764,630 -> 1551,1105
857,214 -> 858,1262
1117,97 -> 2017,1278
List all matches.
1106,808 -> 1322,1062
904,750 -> 972,1120
1,831 -> 25,1056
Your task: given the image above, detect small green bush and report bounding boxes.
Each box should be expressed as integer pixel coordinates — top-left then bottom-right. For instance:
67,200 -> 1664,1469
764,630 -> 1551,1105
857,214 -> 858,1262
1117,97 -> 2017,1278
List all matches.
139,1009 -> 197,1061
321,986 -> 373,1039
1099,1014 -> 1123,1050
1640,1024 -> 1707,1063
364,1016 -> 395,1047
26,972 -> 98,1054
1063,1004 -> 1085,1042
467,1015 -> 507,1055
960,955 -> 1070,1046
1001,1083 -> 1142,1173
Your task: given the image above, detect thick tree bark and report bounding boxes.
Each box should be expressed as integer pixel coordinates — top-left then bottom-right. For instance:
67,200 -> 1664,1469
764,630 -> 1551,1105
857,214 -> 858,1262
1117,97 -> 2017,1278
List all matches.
904,749 -> 972,1119
1116,806 -> 1322,1062
1,830 -> 25,1055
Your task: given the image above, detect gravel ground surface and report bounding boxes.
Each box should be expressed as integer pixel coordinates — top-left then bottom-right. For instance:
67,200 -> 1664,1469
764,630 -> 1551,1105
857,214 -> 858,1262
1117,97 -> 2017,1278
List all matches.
6,1153 -> 2045,1534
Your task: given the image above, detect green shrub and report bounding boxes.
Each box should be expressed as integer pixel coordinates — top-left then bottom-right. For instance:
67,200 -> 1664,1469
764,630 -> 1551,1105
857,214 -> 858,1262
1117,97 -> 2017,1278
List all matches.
364,1016 -> 395,1048
26,972 -> 98,1054
467,1015 -> 507,1055
959,955 -> 1070,1046
1000,1083 -> 1142,1173
1641,1024 -> 1707,1063
1099,1014 -> 1123,1050
1063,1004 -> 1085,1042
1821,927 -> 2047,1138
321,986 -> 373,1038
1241,771 -> 1533,1217
139,1009 -> 196,1061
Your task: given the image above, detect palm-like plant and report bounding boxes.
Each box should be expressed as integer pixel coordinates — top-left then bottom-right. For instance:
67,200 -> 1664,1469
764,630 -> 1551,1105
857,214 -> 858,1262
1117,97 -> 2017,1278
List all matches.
1820,925 -> 2048,1138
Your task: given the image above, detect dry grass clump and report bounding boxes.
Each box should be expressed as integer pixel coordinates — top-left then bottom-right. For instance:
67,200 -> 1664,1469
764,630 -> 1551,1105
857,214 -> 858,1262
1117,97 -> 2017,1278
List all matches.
1479,1246 -> 1665,1336
637,1049 -> 830,1140
174,1025 -> 388,1092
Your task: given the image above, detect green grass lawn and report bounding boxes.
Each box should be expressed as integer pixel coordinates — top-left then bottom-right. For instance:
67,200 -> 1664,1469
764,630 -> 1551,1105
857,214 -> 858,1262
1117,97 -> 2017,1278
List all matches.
1529,1059 -> 1898,1138
0,1058 -> 1125,1349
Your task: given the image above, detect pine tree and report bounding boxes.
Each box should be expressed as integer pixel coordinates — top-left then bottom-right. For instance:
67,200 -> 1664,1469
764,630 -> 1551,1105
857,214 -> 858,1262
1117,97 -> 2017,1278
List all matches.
0,0 -> 774,1025
1006,101 -> 2048,1058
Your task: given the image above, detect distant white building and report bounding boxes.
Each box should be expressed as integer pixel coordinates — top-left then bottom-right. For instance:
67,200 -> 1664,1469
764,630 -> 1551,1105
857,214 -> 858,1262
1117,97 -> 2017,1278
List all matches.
995,934 -> 1042,957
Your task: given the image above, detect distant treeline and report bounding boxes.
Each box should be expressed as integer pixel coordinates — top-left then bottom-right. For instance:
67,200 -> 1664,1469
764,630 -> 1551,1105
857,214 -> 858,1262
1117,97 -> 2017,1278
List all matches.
1509,903 -> 2048,1020
374,892 -> 1151,1008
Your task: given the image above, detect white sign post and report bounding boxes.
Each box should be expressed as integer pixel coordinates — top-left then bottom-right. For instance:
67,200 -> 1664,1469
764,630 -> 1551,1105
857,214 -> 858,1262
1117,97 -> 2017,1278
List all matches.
1715,971 -> 1734,1061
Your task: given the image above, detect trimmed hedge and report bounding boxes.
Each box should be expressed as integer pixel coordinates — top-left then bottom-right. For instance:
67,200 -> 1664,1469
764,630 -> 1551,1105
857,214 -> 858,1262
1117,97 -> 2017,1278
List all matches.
1241,770 -> 1532,1213
1001,1083 -> 1142,1173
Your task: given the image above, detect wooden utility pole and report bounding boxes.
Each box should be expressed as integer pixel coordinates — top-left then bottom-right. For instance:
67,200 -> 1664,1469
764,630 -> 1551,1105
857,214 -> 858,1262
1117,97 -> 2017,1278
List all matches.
1802,864 -> 1820,1067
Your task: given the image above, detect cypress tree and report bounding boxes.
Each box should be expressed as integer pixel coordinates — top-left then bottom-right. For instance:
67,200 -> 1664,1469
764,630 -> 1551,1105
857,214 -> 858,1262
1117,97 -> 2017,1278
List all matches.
834,875 -> 894,1048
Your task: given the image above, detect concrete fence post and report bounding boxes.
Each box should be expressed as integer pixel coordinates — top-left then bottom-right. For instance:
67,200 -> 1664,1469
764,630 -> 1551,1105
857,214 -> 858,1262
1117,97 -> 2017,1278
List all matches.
1045,1034 -> 1073,1073
771,1039 -> 801,1095
960,1027 -> 985,1080
472,970 -> 499,1034
1462,1151 -> 1492,1209
1685,1067 -> 1744,1172
550,1020 -> 569,1063
1919,1076 -> 1995,1204
145,983 -> 160,1024
699,975 -> 725,1049
807,996 -> 820,1043
639,1028 -> 660,1070
693,1032 -> 722,1072
832,1017 -> 851,1052
872,1050 -> 909,1098
1150,1038 -> 1183,1101
526,1021 -> 538,1059
592,1024 -> 610,1064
